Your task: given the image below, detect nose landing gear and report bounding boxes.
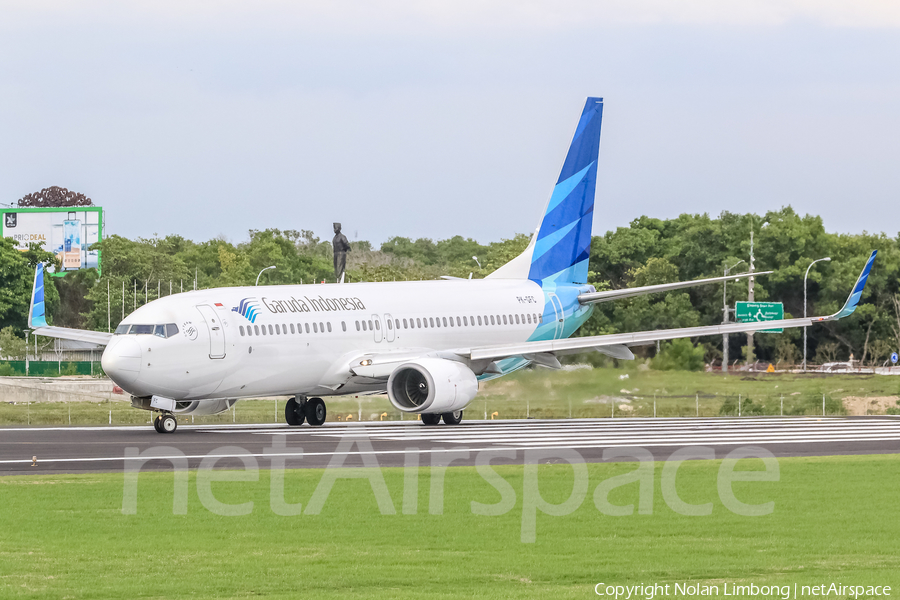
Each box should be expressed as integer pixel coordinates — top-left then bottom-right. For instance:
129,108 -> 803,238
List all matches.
285,396 -> 327,427
153,413 -> 177,433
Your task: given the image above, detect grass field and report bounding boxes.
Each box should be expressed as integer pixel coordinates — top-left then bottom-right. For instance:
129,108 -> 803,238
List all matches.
3,366 -> 900,426
2,454 -> 899,599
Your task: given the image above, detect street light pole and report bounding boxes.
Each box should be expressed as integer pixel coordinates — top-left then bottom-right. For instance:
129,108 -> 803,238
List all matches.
803,256 -> 831,371
256,265 -> 276,286
722,259 -> 745,373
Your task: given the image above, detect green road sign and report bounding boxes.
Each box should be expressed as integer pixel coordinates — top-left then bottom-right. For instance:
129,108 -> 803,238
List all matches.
735,301 -> 784,333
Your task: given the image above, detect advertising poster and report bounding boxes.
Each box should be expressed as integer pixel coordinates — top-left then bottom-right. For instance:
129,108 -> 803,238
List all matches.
0,207 -> 102,273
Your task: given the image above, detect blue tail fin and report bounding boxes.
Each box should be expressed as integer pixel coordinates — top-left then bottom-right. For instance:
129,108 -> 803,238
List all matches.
29,263 -> 48,328
528,97 -> 603,284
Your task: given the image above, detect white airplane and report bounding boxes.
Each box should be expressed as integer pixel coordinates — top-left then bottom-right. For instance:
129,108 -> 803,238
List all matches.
26,98 -> 877,433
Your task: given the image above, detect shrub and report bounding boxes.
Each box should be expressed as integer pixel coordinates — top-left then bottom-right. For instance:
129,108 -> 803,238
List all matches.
651,339 -> 705,371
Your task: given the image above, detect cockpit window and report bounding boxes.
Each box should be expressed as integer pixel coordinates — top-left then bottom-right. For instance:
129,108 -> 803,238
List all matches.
114,323 -> 180,338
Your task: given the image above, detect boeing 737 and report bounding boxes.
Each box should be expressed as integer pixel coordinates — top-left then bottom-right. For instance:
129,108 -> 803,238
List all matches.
26,98 -> 877,433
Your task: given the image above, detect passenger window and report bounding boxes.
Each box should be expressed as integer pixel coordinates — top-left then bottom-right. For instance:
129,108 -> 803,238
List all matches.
429,317 -> 434,327
477,316 -> 482,326
436,318 -> 441,328
254,325 -> 260,335
374,320 -> 380,331
275,324 -> 280,334
387,320 -> 392,330
416,318 -> 421,328
463,316 -> 468,326
305,323 -> 310,333
269,324 -> 274,335
527,314 -> 532,324
290,323 -> 295,334
395,319 -> 400,330
403,318 -> 408,329
240,326 -> 245,336
356,320 -> 360,331
327,322 -> 332,333
342,322 -> 347,332
368,320 -> 374,329
490,316 -> 495,325
297,323 -> 302,334
442,317 -> 447,327
538,314 -> 543,323
320,322 -> 325,332
313,323 -> 318,333
261,326 -> 267,336
362,321 -> 368,331
456,317 -> 461,327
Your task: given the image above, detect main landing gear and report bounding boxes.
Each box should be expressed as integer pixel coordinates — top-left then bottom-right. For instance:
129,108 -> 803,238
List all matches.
285,396 -> 327,427
153,413 -> 177,434
421,411 -> 463,426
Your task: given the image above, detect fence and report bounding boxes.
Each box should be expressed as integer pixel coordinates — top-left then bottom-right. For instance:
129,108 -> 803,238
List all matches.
0,361 -> 99,377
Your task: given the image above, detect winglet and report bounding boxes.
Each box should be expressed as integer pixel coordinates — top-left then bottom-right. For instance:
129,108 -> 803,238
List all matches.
817,250 -> 877,322
28,263 -> 48,329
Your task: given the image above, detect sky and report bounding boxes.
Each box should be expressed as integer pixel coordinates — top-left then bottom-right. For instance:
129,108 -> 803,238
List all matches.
1,1 -> 899,247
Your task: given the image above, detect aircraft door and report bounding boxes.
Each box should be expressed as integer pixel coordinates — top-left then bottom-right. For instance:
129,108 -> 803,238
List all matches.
385,313 -> 395,342
548,293 -> 565,339
196,304 -> 226,359
372,314 -> 383,343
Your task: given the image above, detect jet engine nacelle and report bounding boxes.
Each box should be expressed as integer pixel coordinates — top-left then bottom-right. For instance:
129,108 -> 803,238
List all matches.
387,358 -> 478,414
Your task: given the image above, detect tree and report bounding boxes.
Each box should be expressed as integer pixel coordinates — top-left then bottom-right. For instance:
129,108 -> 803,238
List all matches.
0,327 -> 26,359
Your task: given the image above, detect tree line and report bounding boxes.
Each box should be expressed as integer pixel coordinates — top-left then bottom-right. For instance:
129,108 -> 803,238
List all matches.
2,206 -> 899,366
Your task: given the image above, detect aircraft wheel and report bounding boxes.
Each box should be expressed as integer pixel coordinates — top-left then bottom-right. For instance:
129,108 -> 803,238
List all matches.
153,415 -> 163,433
159,414 -> 177,433
421,413 -> 441,426
306,398 -> 327,426
442,410 -> 463,425
285,397 -> 306,426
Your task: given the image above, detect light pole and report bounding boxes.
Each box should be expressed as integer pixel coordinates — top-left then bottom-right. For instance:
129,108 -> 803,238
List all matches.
472,256 -> 481,269
803,257 -> 831,371
722,259 -> 745,373
256,265 -> 276,286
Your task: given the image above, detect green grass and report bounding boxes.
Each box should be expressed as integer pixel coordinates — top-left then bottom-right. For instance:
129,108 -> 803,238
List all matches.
2,454 -> 899,598
3,366 -> 900,426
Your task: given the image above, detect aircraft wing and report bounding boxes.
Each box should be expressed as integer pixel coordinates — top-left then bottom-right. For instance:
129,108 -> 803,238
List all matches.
460,250 -> 877,364
577,271 -> 771,304
27,264 -> 114,346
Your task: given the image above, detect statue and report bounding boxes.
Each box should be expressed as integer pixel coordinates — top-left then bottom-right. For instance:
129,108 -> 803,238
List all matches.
332,222 -> 351,282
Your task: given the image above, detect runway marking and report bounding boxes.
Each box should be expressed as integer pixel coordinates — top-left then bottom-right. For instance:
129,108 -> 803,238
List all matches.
2,417 -> 900,467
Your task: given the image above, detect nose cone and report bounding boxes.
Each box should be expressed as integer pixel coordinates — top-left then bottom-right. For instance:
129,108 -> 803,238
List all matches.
101,337 -> 142,386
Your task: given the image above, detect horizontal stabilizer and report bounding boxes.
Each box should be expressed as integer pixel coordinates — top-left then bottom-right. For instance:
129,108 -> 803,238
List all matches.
578,271 -> 772,305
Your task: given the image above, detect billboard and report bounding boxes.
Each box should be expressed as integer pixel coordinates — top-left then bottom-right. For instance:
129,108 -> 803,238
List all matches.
0,207 -> 102,275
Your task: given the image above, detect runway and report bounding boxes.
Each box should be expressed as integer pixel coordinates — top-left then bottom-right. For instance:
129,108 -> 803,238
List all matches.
3,416 -> 900,475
